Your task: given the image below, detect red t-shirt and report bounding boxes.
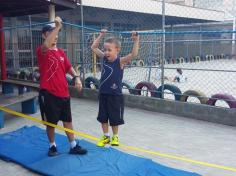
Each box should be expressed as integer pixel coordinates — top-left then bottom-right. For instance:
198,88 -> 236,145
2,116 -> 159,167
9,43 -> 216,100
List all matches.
36,46 -> 72,97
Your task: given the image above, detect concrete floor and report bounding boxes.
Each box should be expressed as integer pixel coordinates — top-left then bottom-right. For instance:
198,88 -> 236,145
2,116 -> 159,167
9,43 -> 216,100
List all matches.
0,98 -> 236,176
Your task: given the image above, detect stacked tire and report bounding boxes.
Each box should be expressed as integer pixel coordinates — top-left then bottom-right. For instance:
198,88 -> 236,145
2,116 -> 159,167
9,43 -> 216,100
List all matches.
85,76 -> 99,89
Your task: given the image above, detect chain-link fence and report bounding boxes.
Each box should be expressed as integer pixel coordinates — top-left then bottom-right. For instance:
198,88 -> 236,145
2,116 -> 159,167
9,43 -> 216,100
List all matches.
1,0 -> 236,108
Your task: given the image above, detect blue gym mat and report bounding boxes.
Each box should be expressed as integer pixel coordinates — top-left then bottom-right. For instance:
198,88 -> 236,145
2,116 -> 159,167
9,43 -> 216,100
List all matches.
0,126 -> 201,176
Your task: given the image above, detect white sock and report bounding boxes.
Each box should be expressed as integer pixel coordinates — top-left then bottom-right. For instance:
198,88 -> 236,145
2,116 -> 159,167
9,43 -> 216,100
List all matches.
104,133 -> 109,137
49,142 -> 56,148
70,140 -> 77,148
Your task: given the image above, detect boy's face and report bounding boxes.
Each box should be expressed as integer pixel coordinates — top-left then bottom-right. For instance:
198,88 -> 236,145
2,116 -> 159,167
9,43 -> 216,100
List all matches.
103,42 -> 120,61
42,31 -> 58,47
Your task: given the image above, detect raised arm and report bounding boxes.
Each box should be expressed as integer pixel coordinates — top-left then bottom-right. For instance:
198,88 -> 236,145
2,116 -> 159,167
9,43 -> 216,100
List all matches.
42,17 -> 62,51
91,29 -> 107,59
120,31 -> 139,67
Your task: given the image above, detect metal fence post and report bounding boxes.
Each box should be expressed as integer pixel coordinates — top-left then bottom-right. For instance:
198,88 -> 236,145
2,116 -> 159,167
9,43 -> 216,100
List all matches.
199,25 -> 202,57
80,0 -> 85,85
171,24 -> 174,59
161,0 -> 166,99
232,18 -> 236,59
0,14 -> 7,80
29,15 -> 34,68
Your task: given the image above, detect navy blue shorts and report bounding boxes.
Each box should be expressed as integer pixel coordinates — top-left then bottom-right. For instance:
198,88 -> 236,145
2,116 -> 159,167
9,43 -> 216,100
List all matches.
97,94 -> 124,126
39,90 -> 72,124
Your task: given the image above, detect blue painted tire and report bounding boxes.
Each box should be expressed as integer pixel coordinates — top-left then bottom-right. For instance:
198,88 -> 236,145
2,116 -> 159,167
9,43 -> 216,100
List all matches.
220,54 -> 225,59
155,84 -> 182,101
122,81 -> 135,94
85,76 -> 99,89
66,75 -> 73,85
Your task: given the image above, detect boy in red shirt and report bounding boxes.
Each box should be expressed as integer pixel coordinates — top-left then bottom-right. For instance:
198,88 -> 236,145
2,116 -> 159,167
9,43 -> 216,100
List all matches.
37,17 -> 87,156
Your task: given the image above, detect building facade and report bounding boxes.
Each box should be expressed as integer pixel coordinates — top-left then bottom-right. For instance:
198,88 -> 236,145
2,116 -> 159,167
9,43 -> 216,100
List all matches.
193,0 -> 236,19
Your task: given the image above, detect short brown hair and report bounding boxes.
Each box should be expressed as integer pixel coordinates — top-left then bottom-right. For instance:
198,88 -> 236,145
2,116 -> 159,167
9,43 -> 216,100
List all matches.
105,37 -> 121,48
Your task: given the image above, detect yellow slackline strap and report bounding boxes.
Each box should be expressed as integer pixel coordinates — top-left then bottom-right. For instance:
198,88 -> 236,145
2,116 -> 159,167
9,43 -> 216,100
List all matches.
120,145 -> 236,172
0,106 -> 98,142
0,106 -> 236,173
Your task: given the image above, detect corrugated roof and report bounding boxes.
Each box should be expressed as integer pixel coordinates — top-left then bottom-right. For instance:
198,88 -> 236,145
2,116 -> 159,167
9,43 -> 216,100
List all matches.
0,0 -> 79,17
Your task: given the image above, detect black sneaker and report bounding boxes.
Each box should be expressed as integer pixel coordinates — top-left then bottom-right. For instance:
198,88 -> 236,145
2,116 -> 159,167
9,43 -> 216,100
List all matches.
69,144 -> 87,155
48,145 -> 58,157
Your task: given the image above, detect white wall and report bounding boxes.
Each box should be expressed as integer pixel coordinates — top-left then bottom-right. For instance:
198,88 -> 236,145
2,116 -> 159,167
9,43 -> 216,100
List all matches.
166,0 -> 193,6
194,0 -> 236,19
82,0 -> 224,21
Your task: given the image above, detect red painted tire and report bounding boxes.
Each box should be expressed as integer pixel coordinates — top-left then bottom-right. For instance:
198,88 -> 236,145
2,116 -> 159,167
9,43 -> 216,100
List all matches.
207,93 -> 236,108
171,58 -> 176,64
134,81 -> 157,97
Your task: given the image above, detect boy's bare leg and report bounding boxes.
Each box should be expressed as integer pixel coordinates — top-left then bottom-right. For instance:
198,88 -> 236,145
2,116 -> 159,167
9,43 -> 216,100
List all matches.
111,125 -> 118,135
47,126 -> 59,156
63,122 -> 75,142
63,122 -> 87,154
101,123 -> 109,134
46,126 -> 55,143
97,123 -> 110,147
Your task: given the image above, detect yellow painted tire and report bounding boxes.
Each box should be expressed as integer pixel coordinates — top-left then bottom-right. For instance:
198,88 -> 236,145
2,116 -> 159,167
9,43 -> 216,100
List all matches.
194,56 -> 201,62
137,60 -> 145,66
180,90 -> 208,104
179,57 -> 184,63
210,55 -> 214,60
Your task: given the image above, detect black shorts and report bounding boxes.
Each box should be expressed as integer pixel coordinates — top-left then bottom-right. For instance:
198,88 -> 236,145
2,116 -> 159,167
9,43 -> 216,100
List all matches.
97,94 -> 124,126
38,90 -> 72,124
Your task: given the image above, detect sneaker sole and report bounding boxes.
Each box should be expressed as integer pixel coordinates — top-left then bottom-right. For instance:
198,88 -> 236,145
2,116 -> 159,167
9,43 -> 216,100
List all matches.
69,151 -> 87,155
97,141 -> 110,147
48,152 -> 59,157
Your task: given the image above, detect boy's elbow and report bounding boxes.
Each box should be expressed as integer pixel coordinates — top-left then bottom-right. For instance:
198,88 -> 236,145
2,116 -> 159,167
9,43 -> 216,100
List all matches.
132,52 -> 138,58
91,45 -> 96,51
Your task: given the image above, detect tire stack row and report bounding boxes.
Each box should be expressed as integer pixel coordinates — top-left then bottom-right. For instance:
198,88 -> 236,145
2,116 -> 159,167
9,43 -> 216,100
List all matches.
84,76 -> 236,109
129,54 -> 227,66
7,68 -> 40,82
165,54 -> 226,64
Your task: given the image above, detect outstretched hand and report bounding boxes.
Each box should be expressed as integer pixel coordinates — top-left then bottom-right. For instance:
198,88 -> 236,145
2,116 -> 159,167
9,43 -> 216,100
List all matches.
100,29 -> 107,37
131,31 -> 139,41
55,16 -> 62,29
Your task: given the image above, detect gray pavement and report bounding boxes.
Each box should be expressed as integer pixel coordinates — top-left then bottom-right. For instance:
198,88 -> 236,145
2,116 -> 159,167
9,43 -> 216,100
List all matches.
0,98 -> 236,176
